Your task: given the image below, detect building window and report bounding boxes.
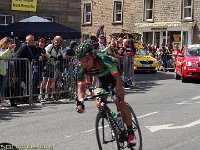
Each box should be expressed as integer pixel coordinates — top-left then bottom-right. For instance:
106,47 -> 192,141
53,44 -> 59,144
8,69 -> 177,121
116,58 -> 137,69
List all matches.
43,17 -> 54,22
113,0 -> 123,23
83,3 -> 92,24
182,0 -> 193,20
144,0 -> 153,21
0,15 -> 14,28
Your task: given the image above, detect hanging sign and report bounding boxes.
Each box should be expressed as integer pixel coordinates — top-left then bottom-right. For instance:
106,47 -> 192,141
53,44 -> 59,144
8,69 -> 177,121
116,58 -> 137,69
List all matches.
11,0 -> 37,12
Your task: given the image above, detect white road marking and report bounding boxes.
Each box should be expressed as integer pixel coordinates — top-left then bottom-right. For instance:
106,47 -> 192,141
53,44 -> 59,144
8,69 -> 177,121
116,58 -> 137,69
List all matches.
137,112 -> 158,119
177,96 -> 200,105
191,96 -> 200,100
146,118 -> 200,132
66,112 -> 157,138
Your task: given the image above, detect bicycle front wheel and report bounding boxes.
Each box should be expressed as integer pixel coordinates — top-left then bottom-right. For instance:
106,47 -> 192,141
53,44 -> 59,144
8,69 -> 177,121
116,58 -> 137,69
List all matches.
96,112 -> 121,150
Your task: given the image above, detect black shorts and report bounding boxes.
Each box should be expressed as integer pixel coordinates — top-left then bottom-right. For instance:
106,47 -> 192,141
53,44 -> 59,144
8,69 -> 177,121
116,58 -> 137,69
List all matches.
43,69 -> 54,78
95,73 -> 116,91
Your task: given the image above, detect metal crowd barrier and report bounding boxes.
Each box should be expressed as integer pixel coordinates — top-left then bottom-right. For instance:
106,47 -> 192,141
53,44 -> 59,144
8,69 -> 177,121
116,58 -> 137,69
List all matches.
156,53 -> 176,71
1,55 -> 135,106
0,58 -> 31,105
117,54 -> 134,85
30,57 -> 77,104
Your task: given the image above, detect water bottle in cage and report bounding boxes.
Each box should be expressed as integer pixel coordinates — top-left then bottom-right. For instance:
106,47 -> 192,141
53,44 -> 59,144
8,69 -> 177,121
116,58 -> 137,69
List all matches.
110,112 -> 119,133
116,111 -> 125,132
110,111 -> 124,134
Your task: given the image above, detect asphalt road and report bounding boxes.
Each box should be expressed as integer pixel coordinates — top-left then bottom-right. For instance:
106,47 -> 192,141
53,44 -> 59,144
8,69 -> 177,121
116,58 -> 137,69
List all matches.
0,71 -> 200,150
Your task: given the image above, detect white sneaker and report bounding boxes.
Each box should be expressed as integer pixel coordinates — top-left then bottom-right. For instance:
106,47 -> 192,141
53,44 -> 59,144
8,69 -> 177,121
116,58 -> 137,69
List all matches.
0,99 -> 10,107
38,94 -> 42,100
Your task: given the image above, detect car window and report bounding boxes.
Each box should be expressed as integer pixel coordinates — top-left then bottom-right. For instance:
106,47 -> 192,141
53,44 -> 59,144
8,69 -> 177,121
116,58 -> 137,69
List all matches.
187,48 -> 200,56
136,49 -> 147,55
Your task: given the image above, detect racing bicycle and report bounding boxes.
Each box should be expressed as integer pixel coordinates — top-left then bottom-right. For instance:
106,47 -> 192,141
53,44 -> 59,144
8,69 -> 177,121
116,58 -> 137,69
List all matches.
83,91 -> 142,150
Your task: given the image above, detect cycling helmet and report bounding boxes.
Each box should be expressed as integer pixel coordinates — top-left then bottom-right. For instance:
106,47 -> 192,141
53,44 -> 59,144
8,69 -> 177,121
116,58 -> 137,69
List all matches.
76,41 -> 94,58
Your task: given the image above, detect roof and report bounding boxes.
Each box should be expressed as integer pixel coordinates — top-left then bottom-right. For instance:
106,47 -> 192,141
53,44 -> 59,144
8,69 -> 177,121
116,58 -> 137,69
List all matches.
0,22 -> 81,39
19,16 -> 50,22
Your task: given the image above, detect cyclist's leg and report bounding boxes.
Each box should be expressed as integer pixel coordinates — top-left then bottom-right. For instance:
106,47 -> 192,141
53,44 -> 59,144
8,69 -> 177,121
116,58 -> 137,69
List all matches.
93,77 -> 109,108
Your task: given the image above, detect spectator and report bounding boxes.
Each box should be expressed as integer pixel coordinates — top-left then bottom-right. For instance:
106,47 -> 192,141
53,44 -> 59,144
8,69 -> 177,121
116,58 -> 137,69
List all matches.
98,34 -> 106,50
173,44 -> 180,60
63,41 -> 78,58
106,40 -> 118,57
90,35 -> 98,43
151,44 -> 157,58
15,34 -> 39,102
117,37 -> 123,49
96,25 -> 105,40
36,38 -> 48,101
123,39 -> 133,54
165,47 -> 172,69
43,35 -> 65,101
0,37 -> 16,106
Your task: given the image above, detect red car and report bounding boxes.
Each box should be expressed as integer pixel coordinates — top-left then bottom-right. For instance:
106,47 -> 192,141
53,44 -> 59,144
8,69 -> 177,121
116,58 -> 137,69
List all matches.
175,44 -> 200,82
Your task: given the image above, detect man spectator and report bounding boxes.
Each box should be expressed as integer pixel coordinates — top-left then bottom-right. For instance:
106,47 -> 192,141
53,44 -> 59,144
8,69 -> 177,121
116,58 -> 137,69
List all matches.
15,34 -> 39,102
63,41 -> 78,58
36,38 -> 48,101
43,35 -> 64,101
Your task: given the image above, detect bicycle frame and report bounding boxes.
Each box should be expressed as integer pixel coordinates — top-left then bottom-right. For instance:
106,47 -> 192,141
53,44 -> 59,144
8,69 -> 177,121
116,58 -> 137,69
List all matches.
86,93 -> 128,145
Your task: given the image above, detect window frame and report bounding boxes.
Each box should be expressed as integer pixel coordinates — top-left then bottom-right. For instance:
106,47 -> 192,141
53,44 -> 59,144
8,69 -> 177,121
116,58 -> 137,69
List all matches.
0,15 -> 14,27
83,3 -> 92,25
112,0 -> 123,24
144,0 -> 154,22
182,0 -> 193,21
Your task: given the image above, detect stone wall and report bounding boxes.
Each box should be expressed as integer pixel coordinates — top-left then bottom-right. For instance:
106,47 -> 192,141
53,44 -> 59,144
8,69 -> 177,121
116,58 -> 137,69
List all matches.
81,0 -> 200,44
0,0 -> 81,31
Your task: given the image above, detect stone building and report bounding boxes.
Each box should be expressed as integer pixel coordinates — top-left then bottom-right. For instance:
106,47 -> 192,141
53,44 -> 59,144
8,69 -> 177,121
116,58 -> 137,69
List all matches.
0,0 -> 81,42
81,0 -> 200,47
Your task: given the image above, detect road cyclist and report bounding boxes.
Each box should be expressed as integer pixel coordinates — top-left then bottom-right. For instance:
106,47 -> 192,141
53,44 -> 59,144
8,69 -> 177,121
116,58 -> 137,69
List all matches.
75,40 -> 142,149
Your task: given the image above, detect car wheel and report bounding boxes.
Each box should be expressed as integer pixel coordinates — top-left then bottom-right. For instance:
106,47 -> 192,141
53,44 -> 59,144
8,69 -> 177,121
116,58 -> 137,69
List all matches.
181,67 -> 187,83
175,72 -> 181,80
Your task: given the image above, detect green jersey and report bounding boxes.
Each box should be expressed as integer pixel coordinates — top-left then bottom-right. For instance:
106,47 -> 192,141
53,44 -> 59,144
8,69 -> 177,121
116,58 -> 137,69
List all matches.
77,52 -> 119,81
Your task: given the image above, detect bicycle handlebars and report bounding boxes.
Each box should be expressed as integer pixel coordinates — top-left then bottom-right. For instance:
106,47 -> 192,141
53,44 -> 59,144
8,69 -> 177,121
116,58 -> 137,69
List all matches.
83,92 -> 110,101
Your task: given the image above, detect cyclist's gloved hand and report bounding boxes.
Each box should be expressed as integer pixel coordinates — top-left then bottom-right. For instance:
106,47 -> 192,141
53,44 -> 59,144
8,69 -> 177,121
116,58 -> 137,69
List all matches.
76,99 -> 85,113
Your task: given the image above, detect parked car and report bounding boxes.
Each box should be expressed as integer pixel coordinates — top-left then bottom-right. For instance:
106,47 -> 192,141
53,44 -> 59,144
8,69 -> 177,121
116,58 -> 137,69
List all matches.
175,44 -> 200,82
133,49 -> 158,73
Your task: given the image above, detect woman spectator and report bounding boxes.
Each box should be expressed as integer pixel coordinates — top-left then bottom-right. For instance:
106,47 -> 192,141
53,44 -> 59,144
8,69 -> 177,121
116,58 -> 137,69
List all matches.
0,37 -> 16,106
106,40 -> 119,57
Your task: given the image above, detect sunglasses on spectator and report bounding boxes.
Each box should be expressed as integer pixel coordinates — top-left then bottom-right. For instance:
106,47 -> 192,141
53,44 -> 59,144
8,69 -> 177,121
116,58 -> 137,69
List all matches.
78,55 -> 92,63
100,37 -> 104,39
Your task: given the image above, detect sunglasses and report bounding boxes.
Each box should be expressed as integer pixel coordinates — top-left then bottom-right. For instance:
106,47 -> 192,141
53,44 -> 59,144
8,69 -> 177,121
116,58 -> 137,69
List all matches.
100,37 -> 104,39
78,55 -> 92,63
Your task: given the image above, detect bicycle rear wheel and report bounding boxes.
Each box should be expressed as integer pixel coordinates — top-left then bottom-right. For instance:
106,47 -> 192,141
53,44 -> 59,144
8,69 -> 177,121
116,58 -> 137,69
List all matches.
96,112 -> 121,150
126,103 -> 142,150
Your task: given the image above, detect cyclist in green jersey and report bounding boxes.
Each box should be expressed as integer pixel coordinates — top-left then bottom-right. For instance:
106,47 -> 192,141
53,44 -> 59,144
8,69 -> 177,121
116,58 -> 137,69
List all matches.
75,40 -> 136,146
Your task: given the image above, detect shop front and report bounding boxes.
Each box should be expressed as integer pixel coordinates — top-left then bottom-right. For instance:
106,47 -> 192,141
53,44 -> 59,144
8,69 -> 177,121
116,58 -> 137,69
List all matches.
135,22 -> 194,48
